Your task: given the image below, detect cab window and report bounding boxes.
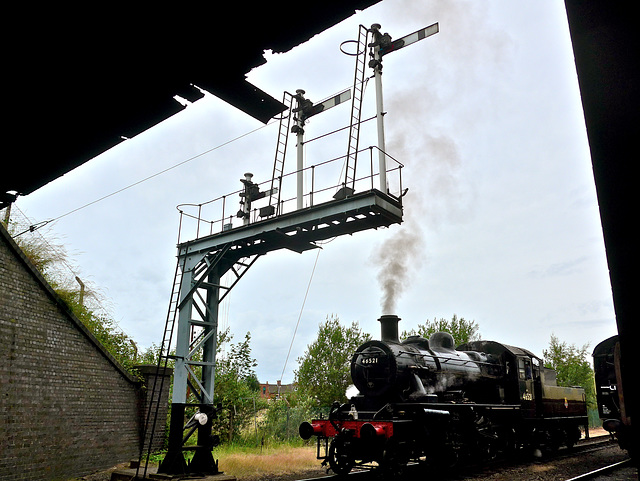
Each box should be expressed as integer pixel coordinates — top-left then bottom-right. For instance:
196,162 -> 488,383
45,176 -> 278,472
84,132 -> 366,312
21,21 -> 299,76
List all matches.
518,358 -> 532,380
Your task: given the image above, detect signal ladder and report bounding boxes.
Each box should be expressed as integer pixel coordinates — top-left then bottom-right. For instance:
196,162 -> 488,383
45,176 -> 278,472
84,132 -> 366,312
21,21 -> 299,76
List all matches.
267,91 -> 295,216
343,24 -> 370,194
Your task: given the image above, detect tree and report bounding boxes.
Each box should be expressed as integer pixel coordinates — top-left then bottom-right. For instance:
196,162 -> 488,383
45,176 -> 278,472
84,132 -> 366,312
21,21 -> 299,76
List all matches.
260,392 -> 316,442
213,330 -> 261,443
295,315 -> 371,406
401,314 -> 481,345
543,334 -> 596,410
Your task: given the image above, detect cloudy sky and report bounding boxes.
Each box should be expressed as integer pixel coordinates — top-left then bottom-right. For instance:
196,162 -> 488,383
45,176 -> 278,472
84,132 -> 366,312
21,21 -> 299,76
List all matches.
15,1 -> 616,384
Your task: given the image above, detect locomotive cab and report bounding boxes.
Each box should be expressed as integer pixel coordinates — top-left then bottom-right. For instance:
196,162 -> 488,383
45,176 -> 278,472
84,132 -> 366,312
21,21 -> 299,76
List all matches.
456,340 -> 537,406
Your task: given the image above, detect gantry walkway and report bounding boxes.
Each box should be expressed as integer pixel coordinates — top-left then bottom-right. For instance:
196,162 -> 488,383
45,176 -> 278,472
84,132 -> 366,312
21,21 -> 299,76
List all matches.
178,187 -> 402,259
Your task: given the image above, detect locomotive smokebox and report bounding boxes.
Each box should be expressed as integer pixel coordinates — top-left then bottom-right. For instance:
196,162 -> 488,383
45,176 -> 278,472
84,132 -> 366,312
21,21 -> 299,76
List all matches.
378,314 -> 401,343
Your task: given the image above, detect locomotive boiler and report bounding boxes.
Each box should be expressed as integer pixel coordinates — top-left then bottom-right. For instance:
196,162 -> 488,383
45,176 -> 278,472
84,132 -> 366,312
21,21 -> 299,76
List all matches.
300,315 -> 588,477
350,315 -> 503,407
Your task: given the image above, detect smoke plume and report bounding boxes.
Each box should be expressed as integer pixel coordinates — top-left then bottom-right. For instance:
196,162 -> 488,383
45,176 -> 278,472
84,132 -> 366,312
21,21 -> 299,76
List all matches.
375,224 -> 425,314
369,0 -> 507,314
372,126 -> 468,315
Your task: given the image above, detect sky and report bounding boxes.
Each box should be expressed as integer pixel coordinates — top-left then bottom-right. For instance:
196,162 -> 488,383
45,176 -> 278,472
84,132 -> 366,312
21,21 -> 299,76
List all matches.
15,1 -> 617,385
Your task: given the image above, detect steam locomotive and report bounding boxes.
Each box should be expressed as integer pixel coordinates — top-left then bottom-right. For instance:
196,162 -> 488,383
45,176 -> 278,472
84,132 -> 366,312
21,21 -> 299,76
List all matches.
300,315 -> 588,476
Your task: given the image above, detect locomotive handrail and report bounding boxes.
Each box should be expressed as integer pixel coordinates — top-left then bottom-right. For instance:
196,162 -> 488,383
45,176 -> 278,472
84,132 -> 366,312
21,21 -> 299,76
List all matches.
373,403 -> 395,420
397,350 -> 498,367
394,402 -> 522,410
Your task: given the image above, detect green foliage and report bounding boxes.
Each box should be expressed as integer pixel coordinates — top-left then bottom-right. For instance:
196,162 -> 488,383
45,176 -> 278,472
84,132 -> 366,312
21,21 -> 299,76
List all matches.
294,315 -> 371,406
543,334 -> 597,409
213,331 -> 262,443
5,216 -> 62,277
138,343 -> 166,366
258,393 -> 315,443
401,314 -> 481,345
7,218 -> 140,374
57,288 -> 140,372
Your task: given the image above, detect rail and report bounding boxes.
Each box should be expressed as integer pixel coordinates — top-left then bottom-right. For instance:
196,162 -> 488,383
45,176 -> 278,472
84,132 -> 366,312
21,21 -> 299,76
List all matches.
175,146 -> 404,244
564,459 -> 633,481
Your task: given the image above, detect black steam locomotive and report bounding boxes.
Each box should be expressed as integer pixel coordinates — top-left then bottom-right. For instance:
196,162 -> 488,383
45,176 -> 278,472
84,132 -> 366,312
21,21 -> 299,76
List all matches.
593,335 -> 634,458
300,315 -> 588,476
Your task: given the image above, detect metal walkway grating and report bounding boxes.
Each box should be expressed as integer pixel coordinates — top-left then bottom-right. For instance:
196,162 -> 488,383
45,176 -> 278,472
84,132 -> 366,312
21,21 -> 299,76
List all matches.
178,189 -> 403,260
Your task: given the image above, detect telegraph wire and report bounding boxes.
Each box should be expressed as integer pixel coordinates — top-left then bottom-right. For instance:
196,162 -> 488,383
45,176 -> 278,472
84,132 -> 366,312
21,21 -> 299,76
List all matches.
15,120 -> 278,235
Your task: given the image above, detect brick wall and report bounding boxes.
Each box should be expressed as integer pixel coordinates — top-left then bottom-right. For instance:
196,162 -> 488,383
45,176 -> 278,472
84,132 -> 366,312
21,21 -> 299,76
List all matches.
0,223 -> 170,481
135,364 -> 173,456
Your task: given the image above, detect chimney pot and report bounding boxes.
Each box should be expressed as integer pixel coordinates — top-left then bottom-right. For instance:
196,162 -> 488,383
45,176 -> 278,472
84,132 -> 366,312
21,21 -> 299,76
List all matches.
378,314 -> 401,343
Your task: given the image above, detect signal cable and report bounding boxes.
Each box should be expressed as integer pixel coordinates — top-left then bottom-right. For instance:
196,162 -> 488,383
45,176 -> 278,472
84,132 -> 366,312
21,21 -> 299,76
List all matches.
279,247 -> 321,385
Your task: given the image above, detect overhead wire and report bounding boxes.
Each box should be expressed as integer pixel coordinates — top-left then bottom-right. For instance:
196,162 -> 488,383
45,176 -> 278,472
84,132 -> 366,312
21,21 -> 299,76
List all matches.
279,247 -> 321,384
16,119 -> 279,235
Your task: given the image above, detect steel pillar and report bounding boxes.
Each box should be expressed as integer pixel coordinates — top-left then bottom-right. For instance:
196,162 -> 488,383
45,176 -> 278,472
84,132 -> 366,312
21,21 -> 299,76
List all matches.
159,245 -> 254,475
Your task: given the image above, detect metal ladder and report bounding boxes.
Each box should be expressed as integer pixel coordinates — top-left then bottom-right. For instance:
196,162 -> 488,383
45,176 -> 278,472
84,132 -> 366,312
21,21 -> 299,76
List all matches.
343,24 -> 370,192
136,254 -> 186,478
268,91 -> 295,215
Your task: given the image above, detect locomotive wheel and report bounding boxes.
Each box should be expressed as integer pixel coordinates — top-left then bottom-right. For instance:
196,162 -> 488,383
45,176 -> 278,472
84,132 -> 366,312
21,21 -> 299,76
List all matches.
565,426 -> 581,449
328,436 -> 354,476
381,439 -> 408,479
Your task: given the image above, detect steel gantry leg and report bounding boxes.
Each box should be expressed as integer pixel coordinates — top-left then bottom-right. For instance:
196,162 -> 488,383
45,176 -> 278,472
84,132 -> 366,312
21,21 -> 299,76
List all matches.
158,243 -> 260,475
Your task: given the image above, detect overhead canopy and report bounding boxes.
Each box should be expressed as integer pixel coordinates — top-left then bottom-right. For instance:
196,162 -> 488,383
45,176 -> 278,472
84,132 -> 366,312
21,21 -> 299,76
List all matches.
3,1 -> 381,198
3,2 -> 636,428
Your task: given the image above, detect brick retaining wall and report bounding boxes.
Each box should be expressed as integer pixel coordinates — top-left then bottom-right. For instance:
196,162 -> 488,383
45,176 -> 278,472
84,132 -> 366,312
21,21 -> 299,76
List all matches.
0,223 -> 171,481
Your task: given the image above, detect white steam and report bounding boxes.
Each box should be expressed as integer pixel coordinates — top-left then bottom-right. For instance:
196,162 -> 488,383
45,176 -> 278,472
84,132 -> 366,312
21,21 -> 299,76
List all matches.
370,0 -> 510,314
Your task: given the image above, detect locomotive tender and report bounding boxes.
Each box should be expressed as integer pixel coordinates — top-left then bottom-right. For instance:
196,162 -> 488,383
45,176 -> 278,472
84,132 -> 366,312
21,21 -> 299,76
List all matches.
300,314 -> 588,476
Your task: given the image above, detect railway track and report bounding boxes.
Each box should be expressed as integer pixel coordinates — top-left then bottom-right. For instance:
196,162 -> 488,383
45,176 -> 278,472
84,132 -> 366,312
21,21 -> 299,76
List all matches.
294,435 -> 633,481
564,459 -> 635,481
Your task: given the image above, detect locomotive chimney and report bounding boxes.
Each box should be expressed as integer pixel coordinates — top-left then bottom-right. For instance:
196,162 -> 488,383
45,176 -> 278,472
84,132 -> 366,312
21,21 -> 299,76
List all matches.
378,314 -> 401,343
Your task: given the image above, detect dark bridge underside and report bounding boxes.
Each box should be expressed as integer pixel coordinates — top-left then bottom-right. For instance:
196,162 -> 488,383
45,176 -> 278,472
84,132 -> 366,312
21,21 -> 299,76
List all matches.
3,1 -> 381,199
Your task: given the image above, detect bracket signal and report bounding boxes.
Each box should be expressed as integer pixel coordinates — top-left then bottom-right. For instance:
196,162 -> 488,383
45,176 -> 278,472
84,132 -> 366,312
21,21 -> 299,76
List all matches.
291,89 -> 351,209
368,22 -> 439,191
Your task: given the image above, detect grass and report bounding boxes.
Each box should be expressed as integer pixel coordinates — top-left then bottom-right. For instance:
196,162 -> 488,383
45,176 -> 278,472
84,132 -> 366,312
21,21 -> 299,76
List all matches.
143,443 -> 321,480
215,444 -> 321,479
